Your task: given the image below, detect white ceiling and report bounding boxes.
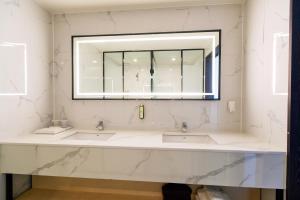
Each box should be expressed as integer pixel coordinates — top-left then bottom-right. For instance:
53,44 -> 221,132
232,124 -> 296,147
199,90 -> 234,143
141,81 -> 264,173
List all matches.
34,0 -> 244,14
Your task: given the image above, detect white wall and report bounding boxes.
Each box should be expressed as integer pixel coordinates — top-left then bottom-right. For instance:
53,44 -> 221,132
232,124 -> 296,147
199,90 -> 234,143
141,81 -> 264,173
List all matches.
0,0 -> 52,137
243,0 -> 290,147
53,5 -> 243,132
0,0 -> 52,198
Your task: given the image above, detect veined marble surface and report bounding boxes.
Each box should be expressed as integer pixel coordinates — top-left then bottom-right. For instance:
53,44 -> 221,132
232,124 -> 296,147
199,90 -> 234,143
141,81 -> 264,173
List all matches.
0,131 -> 286,189
53,4 -> 243,132
0,129 -> 286,153
243,0 -> 289,147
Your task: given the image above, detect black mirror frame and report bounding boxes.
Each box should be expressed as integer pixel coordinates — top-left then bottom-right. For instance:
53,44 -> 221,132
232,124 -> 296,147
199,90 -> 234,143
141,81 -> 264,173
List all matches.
71,30 -> 221,101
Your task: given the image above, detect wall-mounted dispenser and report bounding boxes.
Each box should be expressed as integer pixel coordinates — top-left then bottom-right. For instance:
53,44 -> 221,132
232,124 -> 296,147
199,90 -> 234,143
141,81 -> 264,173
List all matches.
139,104 -> 145,119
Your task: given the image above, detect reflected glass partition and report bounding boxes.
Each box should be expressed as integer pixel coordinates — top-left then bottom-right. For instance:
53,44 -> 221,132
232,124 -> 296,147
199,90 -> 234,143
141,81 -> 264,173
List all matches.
153,51 -> 181,98
104,52 -> 123,99
124,51 -> 151,99
183,50 -> 205,99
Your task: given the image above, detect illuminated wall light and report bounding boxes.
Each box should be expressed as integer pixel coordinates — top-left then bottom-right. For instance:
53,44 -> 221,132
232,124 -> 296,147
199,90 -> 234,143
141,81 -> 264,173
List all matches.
76,42 -> 80,96
75,92 -> 217,96
211,36 -> 217,98
272,33 -> 289,96
74,34 -> 218,97
76,35 -> 216,44
0,42 -> 27,96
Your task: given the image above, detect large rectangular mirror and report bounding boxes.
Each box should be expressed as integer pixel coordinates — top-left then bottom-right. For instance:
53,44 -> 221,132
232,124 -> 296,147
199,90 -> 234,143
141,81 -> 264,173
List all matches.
73,30 -> 221,100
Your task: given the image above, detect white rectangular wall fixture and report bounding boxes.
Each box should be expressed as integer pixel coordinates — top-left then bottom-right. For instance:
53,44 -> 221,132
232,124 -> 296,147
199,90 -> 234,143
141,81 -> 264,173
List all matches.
0,42 -> 27,96
272,33 -> 289,96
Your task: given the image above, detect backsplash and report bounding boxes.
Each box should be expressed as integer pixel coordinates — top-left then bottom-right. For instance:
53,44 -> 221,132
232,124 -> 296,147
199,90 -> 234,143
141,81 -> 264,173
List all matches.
53,5 -> 243,132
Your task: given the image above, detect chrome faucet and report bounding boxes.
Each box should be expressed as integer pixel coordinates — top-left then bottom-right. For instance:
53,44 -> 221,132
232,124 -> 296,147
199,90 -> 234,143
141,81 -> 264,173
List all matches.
181,122 -> 188,133
96,121 -> 104,131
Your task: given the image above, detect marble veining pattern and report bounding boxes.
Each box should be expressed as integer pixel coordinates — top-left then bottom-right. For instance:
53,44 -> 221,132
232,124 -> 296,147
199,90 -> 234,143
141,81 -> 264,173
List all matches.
53,5 -> 243,132
0,143 -> 286,189
31,147 -> 85,175
185,154 -> 259,184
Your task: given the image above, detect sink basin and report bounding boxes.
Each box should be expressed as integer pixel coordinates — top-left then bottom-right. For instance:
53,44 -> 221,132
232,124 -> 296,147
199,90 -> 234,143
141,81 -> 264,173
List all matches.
64,131 -> 115,141
162,133 -> 216,144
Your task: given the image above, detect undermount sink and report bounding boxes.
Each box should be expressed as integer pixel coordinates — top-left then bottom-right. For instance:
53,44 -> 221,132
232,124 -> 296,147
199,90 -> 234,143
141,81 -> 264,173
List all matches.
162,133 -> 216,144
64,131 -> 115,141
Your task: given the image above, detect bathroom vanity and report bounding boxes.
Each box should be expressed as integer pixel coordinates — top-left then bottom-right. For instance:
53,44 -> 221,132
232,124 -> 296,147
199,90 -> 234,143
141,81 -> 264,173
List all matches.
0,130 -> 286,190
0,0 -> 290,199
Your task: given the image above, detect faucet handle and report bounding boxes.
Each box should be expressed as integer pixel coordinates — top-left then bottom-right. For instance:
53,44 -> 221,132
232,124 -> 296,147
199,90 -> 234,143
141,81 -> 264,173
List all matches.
182,122 -> 188,133
96,120 -> 104,130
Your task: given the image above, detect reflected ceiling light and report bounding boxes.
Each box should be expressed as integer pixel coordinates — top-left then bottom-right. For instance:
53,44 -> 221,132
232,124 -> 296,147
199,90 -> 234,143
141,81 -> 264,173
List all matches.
133,58 -> 138,63
75,92 -> 214,96
171,57 -> 176,61
92,60 -> 98,64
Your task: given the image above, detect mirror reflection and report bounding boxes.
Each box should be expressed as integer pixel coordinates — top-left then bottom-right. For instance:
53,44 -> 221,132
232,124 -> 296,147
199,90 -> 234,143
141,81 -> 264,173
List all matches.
73,30 -> 221,100
124,51 -> 151,99
182,50 -> 205,98
153,51 -> 181,98
104,52 -> 123,98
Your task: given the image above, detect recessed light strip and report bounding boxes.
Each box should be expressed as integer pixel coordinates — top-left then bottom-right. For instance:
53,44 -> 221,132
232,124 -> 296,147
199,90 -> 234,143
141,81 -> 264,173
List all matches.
74,34 -> 218,97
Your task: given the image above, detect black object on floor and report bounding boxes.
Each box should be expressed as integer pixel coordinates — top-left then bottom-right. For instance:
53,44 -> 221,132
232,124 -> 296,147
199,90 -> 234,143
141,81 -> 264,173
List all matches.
6,174 -> 13,200
162,183 -> 192,200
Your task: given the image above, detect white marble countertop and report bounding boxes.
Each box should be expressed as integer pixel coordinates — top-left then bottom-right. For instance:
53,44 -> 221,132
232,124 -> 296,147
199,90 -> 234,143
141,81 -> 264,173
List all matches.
0,129 -> 286,154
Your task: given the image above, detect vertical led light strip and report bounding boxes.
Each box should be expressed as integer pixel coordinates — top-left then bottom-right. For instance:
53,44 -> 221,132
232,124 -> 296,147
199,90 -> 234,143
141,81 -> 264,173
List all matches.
0,42 -> 27,96
211,36 -> 217,98
76,41 -> 80,95
272,33 -> 289,96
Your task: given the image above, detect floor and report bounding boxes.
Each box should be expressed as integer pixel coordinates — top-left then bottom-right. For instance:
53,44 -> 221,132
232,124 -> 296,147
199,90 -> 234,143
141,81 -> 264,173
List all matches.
15,176 -> 261,200
17,188 -> 161,200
